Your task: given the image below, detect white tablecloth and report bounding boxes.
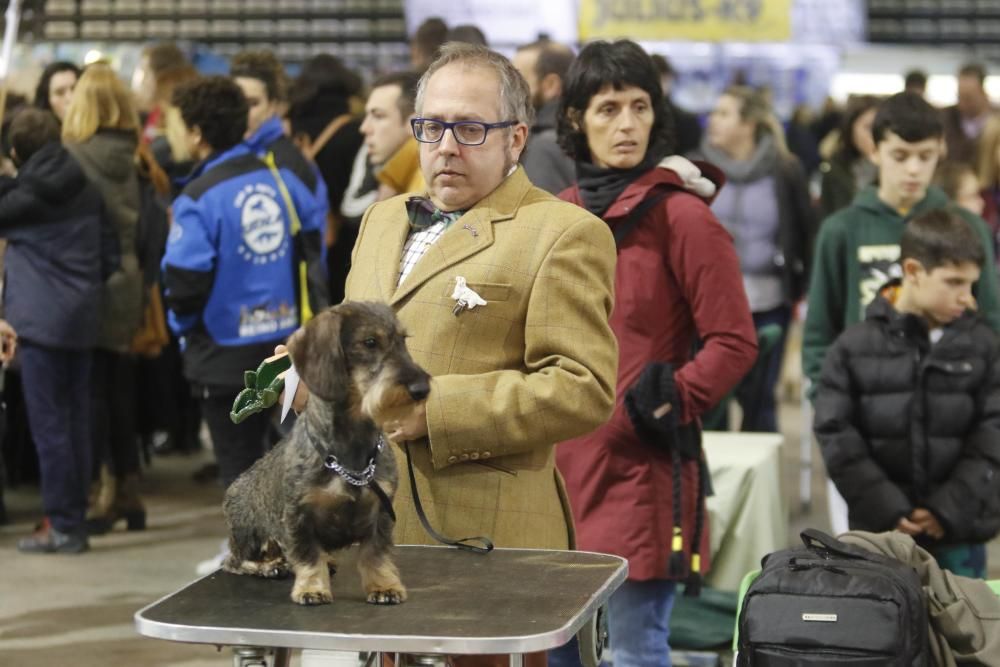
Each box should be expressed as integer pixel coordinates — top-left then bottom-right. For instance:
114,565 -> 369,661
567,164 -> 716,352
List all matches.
703,431 -> 787,591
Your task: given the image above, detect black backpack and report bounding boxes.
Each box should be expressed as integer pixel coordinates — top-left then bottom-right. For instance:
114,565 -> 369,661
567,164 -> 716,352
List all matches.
737,529 -> 929,666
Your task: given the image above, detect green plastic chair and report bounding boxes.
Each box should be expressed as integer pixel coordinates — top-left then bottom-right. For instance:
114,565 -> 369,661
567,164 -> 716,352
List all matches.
731,569 -> 760,652
988,579 -> 1000,597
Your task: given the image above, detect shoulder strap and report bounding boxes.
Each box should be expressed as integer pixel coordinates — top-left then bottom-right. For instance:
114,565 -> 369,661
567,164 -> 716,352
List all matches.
264,151 -> 314,323
612,187 -> 673,247
264,151 -> 301,235
307,114 -> 353,161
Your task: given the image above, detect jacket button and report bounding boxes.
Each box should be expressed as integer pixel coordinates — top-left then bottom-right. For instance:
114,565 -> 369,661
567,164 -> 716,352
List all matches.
460,453 -> 470,461
447,455 -> 458,464
481,451 -> 491,459
470,452 -> 479,460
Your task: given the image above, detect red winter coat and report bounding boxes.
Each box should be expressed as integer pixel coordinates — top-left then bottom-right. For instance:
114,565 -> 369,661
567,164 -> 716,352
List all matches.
556,161 -> 758,581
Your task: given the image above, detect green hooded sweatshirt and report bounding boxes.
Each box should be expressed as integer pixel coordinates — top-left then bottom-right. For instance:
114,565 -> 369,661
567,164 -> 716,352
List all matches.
802,184 -> 1000,392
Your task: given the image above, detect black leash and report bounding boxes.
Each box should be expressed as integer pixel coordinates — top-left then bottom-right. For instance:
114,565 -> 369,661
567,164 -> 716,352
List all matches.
404,442 -> 494,554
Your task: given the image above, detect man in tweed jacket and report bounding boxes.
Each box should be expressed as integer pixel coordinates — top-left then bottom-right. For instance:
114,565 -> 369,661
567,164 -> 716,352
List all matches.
343,43 -> 618,553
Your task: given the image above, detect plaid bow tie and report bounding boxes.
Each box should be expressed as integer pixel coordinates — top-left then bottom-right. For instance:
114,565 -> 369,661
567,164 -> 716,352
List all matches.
406,196 -> 464,231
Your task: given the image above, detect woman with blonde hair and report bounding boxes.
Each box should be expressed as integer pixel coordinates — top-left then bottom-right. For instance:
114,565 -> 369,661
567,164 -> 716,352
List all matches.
63,62 -> 167,535
695,84 -> 815,432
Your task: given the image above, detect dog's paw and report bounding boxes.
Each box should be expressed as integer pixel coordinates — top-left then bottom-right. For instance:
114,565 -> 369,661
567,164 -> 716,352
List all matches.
366,587 -> 407,605
292,589 -> 333,605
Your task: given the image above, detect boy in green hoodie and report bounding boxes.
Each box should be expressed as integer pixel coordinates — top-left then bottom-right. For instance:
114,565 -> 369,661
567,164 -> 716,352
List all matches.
803,92 -> 1000,391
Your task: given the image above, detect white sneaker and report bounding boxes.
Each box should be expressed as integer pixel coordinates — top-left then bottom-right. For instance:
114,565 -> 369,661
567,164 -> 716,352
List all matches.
195,539 -> 229,576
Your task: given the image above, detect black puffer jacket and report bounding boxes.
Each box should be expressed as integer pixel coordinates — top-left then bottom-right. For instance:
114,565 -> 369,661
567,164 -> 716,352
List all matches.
814,290 -> 1000,544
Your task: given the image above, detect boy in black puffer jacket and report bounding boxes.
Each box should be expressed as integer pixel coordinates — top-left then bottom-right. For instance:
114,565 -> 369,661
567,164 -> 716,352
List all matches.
0,108 -> 114,554
815,208 -> 1000,578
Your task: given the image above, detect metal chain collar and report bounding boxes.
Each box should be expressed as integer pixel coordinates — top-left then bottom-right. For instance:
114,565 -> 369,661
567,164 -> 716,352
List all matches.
321,434 -> 385,487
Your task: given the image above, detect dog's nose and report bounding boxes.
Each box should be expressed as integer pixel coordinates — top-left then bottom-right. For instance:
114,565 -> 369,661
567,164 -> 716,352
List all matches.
407,380 -> 430,401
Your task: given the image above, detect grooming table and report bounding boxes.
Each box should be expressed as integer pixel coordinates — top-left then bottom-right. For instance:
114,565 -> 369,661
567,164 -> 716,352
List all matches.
135,545 -> 628,667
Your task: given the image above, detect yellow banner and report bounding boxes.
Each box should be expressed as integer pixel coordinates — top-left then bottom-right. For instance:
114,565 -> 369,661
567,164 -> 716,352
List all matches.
579,0 -> 792,42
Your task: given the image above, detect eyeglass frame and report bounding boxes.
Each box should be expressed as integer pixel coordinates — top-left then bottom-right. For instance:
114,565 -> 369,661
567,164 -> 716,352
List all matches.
410,117 -> 519,146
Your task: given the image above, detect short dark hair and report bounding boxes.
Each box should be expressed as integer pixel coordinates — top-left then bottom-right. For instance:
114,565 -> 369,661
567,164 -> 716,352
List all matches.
371,70 -> 422,119
34,61 -> 81,113
557,39 -> 674,162
230,49 -> 286,102
521,39 -> 574,85
650,54 -> 675,78
900,208 -> 985,271
9,108 -> 60,163
286,54 -> 362,139
446,24 -> 487,46
871,92 -> 943,145
959,62 -> 987,85
412,17 -> 449,66
145,42 -> 188,75
903,69 -> 927,90
172,76 -> 248,152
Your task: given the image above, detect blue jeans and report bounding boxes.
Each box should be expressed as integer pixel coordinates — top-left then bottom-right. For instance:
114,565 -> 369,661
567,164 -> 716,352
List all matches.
548,579 -> 677,667
734,305 -> 790,433
19,342 -> 92,535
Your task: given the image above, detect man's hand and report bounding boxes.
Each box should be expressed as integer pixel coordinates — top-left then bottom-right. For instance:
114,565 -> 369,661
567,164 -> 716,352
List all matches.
0,319 -> 17,364
910,508 -> 945,540
384,401 -> 428,443
275,344 -> 309,413
896,515 -> 923,536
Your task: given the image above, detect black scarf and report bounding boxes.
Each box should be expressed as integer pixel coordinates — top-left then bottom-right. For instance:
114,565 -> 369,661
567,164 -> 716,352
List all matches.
576,149 -> 662,218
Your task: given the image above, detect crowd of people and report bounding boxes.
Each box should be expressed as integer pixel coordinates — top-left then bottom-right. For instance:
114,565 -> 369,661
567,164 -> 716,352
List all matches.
2,15 -> 1000,667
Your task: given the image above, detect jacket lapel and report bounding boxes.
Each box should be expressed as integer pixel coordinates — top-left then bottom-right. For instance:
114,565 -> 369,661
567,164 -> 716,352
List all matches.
389,167 -> 530,306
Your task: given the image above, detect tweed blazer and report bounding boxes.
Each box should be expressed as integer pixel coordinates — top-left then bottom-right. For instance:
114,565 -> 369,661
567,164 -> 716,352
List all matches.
344,166 -> 618,549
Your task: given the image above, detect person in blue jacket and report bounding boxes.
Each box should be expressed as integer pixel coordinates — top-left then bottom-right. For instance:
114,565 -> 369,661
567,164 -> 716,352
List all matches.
231,49 -> 330,309
162,76 -> 328,489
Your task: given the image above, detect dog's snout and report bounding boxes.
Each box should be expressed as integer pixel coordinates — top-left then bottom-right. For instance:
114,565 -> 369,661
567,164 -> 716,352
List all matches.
407,379 -> 430,402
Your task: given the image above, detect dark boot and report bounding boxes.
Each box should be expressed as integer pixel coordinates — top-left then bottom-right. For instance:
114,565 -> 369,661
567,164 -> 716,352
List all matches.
87,472 -> 146,534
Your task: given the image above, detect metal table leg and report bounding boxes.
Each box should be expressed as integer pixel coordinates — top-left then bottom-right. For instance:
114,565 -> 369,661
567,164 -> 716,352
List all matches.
274,647 -> 292,667
232,647 -> 269,666
508,654 -> 523,667
577,604 -> 609,667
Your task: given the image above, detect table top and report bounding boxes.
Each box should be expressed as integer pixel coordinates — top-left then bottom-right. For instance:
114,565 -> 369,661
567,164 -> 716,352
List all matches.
135,545 -> 627,654
703,431 -> 784,465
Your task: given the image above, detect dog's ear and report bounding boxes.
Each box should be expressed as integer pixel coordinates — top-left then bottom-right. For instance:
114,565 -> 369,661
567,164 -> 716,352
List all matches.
286,308 -> 348,402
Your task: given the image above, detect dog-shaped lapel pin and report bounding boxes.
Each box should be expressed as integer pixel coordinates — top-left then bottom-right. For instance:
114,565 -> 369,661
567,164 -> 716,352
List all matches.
451,276 -> 487,316
222,302 -> 430,605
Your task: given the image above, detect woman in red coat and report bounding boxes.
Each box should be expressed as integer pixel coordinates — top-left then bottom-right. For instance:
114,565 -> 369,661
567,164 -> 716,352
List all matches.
550,40 -> 757,667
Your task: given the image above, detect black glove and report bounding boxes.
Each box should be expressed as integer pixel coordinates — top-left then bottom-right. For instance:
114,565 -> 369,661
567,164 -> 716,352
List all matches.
624,362 -> 679,441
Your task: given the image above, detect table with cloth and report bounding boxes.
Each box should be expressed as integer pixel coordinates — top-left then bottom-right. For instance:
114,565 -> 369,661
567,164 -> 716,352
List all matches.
703,431 -> 787,591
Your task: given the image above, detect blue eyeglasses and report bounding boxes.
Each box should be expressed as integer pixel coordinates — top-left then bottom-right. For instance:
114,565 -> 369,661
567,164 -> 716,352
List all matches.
410,118 -> 518,146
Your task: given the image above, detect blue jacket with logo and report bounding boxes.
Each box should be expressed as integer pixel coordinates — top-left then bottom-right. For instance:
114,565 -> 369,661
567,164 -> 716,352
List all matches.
162,141 -> 327,388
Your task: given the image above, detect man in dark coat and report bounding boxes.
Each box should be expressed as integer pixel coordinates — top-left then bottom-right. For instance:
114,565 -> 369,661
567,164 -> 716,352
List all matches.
2,109 -> 113,553
814,208 -> 1000,578
512,38 -> 576,194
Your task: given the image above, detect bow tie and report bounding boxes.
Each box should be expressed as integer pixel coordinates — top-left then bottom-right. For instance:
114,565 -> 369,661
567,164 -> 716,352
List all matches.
406,196 -> 465,231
